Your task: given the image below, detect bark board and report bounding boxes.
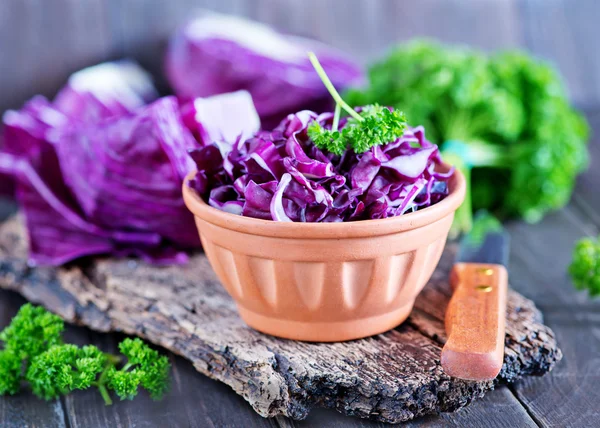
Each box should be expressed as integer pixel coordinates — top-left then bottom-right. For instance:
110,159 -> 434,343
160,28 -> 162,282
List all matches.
0,216 -> 561,424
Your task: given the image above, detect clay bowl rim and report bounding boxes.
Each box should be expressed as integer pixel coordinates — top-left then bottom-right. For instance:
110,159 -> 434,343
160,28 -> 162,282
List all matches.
182,164 -> 465,240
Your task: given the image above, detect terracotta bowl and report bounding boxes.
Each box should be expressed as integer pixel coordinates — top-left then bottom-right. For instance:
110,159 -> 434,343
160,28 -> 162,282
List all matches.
183,166 -> 465,342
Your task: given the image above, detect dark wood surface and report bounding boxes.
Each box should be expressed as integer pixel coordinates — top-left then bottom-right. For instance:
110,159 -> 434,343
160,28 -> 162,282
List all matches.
0,120 -> 598,428
0,0 -> 599,114
1,0 -> 599,426
0,214 -> 561,424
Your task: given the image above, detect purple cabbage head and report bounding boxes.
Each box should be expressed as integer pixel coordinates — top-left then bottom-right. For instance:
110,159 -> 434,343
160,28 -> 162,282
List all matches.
49,96 -> 200,249
165,13 -> 364,127
53,60 -> 159,121
0,60 -> 261,265
0,136 -> 13,197
188,110 -> 453,223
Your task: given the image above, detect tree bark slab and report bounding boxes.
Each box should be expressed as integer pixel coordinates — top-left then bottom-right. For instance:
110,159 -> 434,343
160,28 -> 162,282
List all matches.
0,216 -> 561,424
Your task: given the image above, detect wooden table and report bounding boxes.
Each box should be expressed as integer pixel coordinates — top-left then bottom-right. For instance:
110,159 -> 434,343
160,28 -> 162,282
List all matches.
0,109 -> 597,427
1,1 -> 600,426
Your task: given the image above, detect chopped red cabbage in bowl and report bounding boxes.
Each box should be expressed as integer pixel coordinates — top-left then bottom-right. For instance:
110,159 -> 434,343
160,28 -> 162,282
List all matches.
188,110 -> 453,223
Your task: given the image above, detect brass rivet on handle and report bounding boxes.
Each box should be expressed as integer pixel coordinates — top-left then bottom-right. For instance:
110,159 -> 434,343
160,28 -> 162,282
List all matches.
477,268 -> 494,276
475,285 -> 493,292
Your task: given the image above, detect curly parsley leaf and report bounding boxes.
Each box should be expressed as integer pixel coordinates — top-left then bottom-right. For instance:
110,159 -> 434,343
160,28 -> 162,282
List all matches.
307,121 -> 346,155
346,105 -> 408,153
307,53 -> 408,156
569,236 -> 600,297
106,366 -> 143,401
26,344 -> 107,400
107,338 -> 170,401
0,304 -> 171,405
0,350 -> 22,395
0,303 -> 64,361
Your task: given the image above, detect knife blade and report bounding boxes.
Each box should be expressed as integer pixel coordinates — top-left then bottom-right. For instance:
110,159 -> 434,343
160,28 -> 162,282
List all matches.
441,214 -> 509,381
456,218 -> 510,266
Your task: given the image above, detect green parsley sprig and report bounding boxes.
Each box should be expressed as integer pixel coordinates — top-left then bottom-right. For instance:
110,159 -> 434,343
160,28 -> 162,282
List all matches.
0,304 -> 170,405
569,236 -> 600,297
107,338 -> 171,401
306,52 -> 407,156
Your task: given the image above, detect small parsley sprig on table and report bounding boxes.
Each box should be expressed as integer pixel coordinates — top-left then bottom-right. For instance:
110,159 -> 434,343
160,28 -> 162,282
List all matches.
0,304 -> 170,405
569,236 -> 600,297
307,52 -> 408,156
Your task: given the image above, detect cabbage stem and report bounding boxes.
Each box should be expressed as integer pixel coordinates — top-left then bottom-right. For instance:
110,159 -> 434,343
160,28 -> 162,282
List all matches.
308,52 -> 363,122
332,103 -> 341,132
442,140 -> 510,169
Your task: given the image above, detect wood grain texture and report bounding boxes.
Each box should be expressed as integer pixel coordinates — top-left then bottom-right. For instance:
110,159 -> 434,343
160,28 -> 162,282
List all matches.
571,110 -> 600,228
60,330 -> 278,428
0,288 -> 281,428
0,1 -> 597,425
0,217 -> 561,424
519,0 -> 600,108
0,0 -> 599,115
501,110 -> 600,427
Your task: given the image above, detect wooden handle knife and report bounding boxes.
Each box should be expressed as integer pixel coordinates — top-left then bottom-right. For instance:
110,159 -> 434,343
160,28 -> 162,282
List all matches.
441,219 -> 510,381
442,263 -> 508,380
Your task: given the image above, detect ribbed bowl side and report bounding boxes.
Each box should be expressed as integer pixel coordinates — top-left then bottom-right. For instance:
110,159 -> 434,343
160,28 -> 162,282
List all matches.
195,214 -> 453,324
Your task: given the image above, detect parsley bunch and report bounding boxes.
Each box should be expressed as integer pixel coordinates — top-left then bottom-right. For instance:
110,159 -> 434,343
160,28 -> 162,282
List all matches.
306,52 -> 407,156
346,40 -> 589,235
0,304 -> 170,405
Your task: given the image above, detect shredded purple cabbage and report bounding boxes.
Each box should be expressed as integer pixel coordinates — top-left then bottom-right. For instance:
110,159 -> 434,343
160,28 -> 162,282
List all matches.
180,90 -> 260,146
189,110 -> 453,222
